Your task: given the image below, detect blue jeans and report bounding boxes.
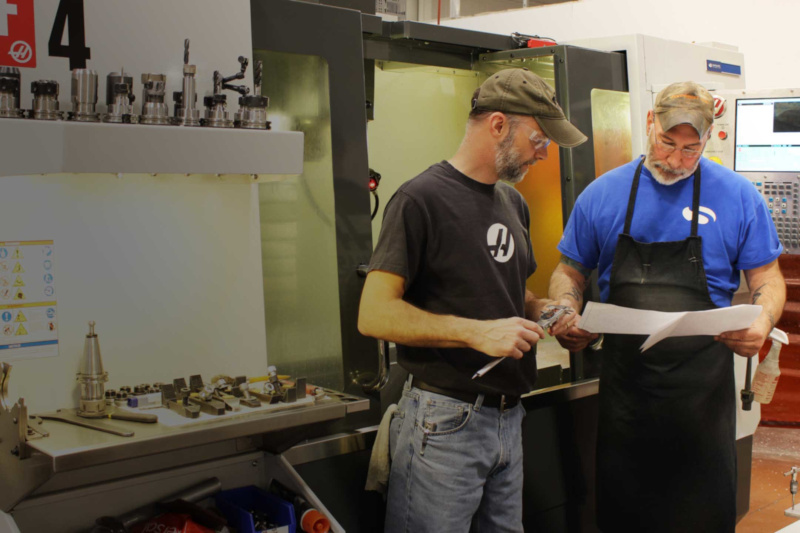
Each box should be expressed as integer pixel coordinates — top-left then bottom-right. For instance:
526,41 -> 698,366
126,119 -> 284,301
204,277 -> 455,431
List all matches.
384,383 -> 526,533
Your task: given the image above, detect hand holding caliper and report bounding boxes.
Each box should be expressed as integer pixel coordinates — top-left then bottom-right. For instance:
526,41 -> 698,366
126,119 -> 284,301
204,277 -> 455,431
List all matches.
472,305 -> 571,379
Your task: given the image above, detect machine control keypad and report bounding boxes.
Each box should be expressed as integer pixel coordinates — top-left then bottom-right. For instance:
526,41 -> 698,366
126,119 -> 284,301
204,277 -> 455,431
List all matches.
755,178 -> 800,254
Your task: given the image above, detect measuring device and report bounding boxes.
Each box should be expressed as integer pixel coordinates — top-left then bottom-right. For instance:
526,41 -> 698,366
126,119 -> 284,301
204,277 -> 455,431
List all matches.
472,306 -> 570,379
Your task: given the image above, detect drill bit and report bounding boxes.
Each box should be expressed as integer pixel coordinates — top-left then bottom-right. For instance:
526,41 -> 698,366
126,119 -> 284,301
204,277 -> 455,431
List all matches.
213,71 -> 222,95
254,60 -> 263,97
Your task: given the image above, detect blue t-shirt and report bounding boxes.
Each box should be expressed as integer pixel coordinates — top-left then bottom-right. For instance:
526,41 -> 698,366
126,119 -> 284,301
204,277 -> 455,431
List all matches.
558,157 -> 782,307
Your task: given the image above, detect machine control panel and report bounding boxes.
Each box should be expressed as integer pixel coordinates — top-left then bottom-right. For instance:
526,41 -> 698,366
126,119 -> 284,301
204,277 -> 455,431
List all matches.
704,88 -> 800,254
749,175 -> 800,253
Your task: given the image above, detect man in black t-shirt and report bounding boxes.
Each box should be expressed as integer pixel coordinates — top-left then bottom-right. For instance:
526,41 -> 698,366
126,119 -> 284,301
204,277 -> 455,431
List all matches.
358,68 -> 587,532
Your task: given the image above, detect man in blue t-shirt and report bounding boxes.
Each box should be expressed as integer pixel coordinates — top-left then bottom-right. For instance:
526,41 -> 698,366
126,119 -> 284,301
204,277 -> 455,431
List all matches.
548,81 -> 786,532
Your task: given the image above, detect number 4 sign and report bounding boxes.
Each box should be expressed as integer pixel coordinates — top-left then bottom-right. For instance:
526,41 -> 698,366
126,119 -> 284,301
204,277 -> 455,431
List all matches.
0,0 -> 36,68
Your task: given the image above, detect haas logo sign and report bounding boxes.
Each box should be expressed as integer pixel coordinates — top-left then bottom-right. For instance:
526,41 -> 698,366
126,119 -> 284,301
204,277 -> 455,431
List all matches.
487,223 -> 515,263
0,0 -> 37,68
8,40 -> 31,63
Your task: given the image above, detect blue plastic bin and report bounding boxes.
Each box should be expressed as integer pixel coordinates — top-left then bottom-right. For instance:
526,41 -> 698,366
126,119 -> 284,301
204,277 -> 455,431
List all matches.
215,485 -> 296,533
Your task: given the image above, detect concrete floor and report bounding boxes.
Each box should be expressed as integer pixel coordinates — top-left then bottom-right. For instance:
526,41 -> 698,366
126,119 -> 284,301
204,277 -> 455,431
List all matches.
738,426 -> 800,532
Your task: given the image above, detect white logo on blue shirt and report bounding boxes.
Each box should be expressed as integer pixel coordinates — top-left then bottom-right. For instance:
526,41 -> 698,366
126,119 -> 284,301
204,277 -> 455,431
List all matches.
487,223 -> 515,263
682,206 -> 717,225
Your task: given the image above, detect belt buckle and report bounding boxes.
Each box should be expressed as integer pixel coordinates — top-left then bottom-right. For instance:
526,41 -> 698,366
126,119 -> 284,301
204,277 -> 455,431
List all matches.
500,395 -> 506,412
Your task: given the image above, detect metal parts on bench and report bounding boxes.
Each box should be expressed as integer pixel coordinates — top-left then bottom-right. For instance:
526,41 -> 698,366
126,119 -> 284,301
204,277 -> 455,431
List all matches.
44,321 -> 159,436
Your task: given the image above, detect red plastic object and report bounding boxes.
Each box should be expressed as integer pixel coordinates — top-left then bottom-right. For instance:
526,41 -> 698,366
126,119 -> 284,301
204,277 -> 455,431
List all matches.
300,509 -> 331,533
132,513 -> 214,533
527,39 -> 557,48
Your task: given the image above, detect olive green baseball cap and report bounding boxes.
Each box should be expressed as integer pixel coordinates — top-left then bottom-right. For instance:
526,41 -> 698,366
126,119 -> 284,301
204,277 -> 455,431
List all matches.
473,68 -> 588,148
654,81 -> 714,138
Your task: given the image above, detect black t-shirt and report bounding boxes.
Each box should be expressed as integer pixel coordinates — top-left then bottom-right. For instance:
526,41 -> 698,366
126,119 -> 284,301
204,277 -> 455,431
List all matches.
369,161 -> 538,397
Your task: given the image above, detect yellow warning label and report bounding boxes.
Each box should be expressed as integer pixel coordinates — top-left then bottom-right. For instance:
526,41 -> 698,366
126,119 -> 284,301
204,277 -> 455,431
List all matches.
13,289 -> 24,301
12,263 -> 24,273
11,249 -> 21,259
14,311 -> 26,323
12,276 -> 24,288
15,324 -> 27,336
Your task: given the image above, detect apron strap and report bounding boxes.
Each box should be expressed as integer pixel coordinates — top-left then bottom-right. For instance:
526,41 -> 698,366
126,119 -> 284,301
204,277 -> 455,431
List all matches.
690,163 -> 702,237
623,157 -> 646,235
624,156 -> 703,237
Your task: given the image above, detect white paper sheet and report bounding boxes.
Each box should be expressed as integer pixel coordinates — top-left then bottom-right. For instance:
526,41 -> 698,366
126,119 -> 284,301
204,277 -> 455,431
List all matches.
577,302 -> 763,352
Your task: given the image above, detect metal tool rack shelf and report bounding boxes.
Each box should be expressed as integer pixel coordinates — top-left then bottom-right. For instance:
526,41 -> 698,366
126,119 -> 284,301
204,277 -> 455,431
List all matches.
0,119 -> 304,177
1,392 -> 368,531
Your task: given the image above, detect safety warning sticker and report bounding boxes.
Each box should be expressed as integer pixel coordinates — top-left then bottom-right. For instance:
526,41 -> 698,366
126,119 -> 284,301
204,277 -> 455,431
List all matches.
0,240 -> 58,360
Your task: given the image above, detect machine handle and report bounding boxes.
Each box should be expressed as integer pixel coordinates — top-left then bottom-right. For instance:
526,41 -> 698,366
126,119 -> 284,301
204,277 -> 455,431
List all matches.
357,339 -> 391,393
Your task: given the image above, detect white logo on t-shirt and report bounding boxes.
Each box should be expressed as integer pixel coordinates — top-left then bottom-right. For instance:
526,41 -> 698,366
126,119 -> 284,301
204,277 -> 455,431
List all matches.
487,223 -> 515,263
682,206 -> 717,225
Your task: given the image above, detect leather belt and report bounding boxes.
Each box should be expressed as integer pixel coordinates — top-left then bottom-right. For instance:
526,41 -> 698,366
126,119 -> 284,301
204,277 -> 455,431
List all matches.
411,378 -> 520,412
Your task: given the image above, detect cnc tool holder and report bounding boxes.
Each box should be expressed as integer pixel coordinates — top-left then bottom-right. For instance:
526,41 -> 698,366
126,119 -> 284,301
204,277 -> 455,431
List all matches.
173,39 -> 201,127
139,73 -> 173,125
69,69 -> 101,122
104,70 -> 136,124
30,80 -> 63,120
0,67 -> 24,119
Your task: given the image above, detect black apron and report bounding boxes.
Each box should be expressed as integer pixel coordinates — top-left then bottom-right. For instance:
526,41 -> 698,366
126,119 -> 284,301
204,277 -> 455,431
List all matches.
596,158 -> 736,532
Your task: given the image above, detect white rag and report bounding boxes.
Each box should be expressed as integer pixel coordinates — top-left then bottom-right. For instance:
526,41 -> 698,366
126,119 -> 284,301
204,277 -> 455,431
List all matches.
365,403 -> 398,497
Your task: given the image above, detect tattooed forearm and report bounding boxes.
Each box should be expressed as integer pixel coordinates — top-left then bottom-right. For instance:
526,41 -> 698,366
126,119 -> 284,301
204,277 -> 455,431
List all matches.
751,283 -> 768,304
561,287 -> 583,302
560,254 -> 591,278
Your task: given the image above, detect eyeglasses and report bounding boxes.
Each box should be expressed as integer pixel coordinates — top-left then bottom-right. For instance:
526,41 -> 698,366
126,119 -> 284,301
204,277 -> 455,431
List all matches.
651,120 -> 705,159
517,122 -> 552,151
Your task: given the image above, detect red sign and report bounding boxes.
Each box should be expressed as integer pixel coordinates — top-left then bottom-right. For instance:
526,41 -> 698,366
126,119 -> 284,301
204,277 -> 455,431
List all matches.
0,0 -> 36,68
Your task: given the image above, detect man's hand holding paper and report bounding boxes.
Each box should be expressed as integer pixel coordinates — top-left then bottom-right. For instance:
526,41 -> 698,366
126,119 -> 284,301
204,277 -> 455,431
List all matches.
577,302 -> 763,352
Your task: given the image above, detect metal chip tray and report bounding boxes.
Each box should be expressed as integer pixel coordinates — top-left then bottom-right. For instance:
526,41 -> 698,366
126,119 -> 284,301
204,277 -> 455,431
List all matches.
26,390 -> 369,472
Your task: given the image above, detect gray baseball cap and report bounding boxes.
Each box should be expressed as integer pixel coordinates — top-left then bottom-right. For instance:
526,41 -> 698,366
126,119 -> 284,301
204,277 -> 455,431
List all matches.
654,81 -> 714,137
473,68 -> 588,148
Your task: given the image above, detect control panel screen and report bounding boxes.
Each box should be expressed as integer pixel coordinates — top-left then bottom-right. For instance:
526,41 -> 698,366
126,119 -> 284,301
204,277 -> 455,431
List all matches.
734,97 -> 800,172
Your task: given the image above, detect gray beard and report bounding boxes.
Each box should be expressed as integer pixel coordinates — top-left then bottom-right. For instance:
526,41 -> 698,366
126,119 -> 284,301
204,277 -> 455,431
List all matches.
643,139 -> 697,186
496,126 -> 534,184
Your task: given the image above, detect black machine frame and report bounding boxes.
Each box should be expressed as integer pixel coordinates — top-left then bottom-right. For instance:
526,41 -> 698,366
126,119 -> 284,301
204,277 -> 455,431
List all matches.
250,0 -> 629,417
